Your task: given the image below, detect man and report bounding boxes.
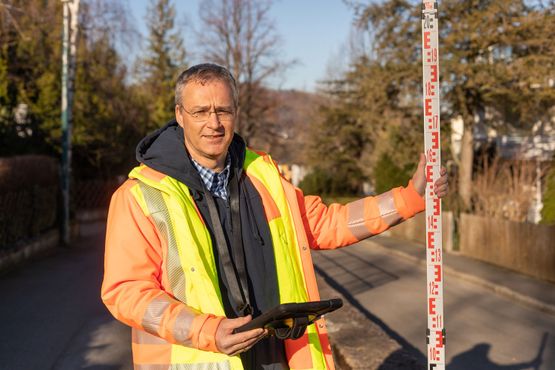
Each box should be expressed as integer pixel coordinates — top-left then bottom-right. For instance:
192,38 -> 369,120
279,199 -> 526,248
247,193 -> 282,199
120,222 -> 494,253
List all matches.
102,63 -> 448,370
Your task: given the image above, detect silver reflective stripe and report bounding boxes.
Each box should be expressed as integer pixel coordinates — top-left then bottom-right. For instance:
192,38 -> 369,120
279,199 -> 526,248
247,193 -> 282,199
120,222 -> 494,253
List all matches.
139,184 -> 187,304
172,307 -> 198,345
132,328 -> 168,345
135,364 -> 170,370
170,362 -> 232,370
376,191 -> 402,227
142,295 -> 172,335
135,185 -> 233,370
135,363 -> 232,370
346,198 -> 372,240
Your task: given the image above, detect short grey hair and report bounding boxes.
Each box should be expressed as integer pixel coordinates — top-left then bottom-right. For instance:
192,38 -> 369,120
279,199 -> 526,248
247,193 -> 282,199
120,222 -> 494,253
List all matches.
175,63 -> 239,109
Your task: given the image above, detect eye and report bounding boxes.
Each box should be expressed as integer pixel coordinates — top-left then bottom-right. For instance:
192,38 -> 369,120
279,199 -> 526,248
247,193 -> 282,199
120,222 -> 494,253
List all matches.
216,109 -> 234,118
192,110 -> 209,118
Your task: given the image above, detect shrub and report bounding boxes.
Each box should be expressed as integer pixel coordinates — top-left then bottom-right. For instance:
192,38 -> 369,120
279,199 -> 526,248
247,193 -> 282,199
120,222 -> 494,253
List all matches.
298,166 -> 359,196
298,167 -> 332,196
472,156 -> 537,222
373,153 -> 412,194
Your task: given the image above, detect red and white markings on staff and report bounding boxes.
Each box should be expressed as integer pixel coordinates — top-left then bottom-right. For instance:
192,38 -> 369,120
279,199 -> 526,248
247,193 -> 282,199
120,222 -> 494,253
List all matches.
422,1 -> 446,369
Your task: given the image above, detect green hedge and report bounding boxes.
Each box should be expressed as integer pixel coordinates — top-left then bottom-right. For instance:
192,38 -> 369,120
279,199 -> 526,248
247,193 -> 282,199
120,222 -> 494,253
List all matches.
298,167 -> 360,197
373,153 -> 413,195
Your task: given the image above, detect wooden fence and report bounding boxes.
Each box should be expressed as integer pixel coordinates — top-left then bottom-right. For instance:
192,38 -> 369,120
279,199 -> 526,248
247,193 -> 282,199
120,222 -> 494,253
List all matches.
459,213 -> 555,283
387,211 -> 454,252
387,211 -> 555,283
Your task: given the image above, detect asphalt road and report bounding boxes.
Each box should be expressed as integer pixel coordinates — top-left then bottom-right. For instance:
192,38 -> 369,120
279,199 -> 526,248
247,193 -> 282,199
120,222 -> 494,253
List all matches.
2,224 -> 554,370
0,224 -> 132,370
312,239 -> 555,370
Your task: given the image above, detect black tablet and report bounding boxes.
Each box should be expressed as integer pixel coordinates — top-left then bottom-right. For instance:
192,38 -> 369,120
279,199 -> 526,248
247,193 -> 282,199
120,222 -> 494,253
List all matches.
234,298 -> 343,335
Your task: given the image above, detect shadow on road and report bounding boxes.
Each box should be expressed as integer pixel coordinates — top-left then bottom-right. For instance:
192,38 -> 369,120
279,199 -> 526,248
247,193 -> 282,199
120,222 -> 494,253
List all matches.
377,348 -> 426,369
314,264 -> 428,367
316,249 -> 399,295
447,332 -> 548,370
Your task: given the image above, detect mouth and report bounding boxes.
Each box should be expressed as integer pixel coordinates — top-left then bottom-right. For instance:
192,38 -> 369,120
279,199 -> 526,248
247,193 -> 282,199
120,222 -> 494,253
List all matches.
203,133 -> 225,141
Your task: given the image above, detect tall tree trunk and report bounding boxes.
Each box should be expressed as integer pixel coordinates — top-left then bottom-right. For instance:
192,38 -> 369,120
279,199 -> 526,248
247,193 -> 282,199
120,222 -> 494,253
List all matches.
459,123 -> 473,210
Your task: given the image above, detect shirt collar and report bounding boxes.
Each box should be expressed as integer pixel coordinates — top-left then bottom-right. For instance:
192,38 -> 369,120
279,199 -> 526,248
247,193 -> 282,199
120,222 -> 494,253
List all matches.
191,155 -> 231,200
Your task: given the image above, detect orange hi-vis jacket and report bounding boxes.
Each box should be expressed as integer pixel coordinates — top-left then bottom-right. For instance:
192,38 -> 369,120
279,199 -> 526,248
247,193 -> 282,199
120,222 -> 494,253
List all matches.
101,149 -> 425,370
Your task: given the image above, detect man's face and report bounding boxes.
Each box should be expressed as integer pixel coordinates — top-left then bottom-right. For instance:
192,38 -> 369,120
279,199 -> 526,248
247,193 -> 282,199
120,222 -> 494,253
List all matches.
175,79 -> 236,168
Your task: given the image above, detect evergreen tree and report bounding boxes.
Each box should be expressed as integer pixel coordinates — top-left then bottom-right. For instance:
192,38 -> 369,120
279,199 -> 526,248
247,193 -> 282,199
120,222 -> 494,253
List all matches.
71,0 -> 147,177
0,0 -> 62,156
307,100 -> 366,195
0,0 -> 145,177
309,56 -> 424,194
140,0 -> 186,127
72,33 -> 145,179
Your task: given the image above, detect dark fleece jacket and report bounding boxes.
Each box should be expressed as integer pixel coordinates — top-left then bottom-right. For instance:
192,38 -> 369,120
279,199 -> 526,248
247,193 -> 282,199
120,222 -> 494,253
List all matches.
136,121 -> 287,369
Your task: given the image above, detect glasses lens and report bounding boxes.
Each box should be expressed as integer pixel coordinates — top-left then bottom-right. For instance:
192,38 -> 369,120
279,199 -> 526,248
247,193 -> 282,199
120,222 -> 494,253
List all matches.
194,111 -> 210,121
183,106 -> 234,121
216,110 -> 234,121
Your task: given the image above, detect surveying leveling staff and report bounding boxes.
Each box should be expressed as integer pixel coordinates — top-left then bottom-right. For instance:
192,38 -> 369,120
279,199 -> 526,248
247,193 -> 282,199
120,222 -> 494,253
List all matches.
101,63 -> 448,370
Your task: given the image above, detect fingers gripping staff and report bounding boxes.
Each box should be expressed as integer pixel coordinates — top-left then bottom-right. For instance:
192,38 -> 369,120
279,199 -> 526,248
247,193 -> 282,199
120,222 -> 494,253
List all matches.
421,0 -> 446,368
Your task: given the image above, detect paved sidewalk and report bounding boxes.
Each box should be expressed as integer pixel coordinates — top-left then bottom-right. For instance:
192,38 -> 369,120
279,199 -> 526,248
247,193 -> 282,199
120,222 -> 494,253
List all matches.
368,235 -> 555,316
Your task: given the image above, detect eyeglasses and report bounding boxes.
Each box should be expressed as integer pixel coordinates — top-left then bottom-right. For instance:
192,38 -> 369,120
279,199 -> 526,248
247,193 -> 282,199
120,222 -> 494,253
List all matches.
179,105 -> 235,122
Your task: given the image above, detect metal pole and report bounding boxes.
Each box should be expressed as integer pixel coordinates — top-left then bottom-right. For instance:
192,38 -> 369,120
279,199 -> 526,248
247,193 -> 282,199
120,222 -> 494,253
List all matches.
421,0 -> 446,368
61,0 -> 70,245
60,0 -> 79,245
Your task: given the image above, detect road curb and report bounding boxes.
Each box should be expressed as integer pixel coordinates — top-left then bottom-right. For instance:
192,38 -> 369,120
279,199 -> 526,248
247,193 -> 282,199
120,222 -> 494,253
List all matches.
366,240 -> 555,317
0,210 -> 107,276
0,230 -> 59,275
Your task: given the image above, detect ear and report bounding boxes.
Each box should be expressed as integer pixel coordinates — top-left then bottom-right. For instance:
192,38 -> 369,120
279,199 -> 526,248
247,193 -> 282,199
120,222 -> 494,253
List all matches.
175,105 -> 184,127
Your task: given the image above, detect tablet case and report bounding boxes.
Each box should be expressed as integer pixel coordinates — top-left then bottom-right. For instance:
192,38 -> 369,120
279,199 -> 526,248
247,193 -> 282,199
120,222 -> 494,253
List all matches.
234,298 -> 343,339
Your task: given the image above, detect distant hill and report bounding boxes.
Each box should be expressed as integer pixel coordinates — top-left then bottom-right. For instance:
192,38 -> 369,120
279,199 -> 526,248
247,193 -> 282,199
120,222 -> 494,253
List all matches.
247,88 -> 326,165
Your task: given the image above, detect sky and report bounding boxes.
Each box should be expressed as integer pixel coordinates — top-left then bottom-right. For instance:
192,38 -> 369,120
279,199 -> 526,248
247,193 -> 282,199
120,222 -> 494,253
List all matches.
128,0 -> 356,92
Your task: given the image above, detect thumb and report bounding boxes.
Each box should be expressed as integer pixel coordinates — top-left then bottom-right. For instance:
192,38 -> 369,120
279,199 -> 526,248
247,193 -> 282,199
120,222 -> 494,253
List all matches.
417,153 -> 426,171
233,315 -> 252,327
224,314 -> 253,333
412,153 -> 427,196
239,314 -> 252,323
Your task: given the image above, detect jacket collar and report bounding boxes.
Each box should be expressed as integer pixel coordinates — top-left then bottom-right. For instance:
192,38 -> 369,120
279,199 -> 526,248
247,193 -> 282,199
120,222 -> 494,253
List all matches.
135,120 -> 246,192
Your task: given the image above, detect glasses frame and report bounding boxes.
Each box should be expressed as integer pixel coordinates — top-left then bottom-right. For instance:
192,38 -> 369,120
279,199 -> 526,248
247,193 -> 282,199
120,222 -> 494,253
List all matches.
179,104 -> 236,122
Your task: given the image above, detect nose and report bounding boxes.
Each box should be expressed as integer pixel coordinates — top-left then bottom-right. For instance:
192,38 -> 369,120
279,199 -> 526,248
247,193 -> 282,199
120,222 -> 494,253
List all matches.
205,110 -> 221,127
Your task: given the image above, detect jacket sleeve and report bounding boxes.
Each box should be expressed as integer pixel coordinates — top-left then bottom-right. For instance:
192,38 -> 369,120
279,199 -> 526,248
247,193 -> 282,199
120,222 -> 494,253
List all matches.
298,180 -> 425,250
101,180 -> 223,353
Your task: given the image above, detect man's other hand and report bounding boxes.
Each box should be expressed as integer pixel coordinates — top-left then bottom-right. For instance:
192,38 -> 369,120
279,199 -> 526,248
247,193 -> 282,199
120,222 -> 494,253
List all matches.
412,153 -> 448,198
215,315 -> 267,356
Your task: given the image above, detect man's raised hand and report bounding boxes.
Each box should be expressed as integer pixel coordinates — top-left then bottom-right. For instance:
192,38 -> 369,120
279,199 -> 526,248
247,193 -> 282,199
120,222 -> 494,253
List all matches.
412,153 -> 448,198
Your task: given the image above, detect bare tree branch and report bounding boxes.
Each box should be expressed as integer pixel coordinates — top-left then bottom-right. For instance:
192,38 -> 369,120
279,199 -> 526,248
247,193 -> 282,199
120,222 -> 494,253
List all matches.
197,0 -> 293,141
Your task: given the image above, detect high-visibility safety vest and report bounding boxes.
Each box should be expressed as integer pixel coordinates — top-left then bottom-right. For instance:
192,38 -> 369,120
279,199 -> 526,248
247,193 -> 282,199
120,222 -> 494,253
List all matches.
125,149 -> 334,370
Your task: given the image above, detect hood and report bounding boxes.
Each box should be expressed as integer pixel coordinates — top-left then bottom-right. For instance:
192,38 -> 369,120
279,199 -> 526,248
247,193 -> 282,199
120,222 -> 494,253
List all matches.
135,120 -> 246,192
